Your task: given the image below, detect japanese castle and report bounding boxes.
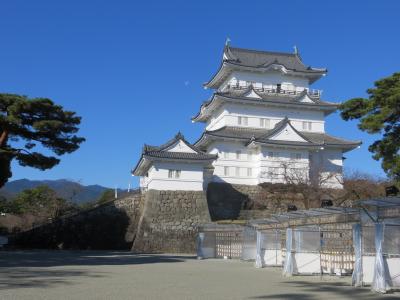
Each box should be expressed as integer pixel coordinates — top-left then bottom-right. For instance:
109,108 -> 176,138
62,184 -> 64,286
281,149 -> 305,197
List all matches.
132,44 -> 361,191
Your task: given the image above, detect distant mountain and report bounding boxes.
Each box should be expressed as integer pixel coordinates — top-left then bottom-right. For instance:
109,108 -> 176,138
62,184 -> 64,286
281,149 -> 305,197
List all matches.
0,179 -> 124,204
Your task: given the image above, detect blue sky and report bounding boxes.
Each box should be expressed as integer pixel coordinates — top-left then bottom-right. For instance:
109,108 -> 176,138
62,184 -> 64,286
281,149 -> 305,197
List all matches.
1,0 -> 400,188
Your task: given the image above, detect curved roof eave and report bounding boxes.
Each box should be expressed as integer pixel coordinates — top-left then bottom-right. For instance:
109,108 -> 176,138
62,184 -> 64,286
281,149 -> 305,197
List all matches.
226,61 -> 327,74
216,93 -> 338,111
204,61 -> 231,89
204,62 -> 327,88
192,93 -> 337,123
132,155 -> 150,176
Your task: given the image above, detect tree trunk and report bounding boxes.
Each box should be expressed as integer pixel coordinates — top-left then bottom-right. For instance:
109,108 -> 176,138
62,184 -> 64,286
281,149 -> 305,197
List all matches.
0,130 -> 8,147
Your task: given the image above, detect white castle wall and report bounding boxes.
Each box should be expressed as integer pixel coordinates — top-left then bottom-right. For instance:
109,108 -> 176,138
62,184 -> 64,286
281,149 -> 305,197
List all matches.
140,162 -> 206,191
206,103 -> 325,133
206,141 -> 343,188
220,71 -> 310,91
207,141 -> 309,186
309,149 -> 343,189
208,141 -> 259,185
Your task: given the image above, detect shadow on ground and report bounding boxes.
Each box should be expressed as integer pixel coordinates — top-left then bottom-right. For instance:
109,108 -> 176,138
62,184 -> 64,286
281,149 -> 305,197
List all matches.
0,251 -> 194,290
0,250 -> 194,268
251,280 -> 400,300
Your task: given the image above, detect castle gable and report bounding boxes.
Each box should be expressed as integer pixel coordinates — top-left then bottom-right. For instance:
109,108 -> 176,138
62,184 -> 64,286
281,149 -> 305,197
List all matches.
269,122 -> 308,142
166,140 -> 197,153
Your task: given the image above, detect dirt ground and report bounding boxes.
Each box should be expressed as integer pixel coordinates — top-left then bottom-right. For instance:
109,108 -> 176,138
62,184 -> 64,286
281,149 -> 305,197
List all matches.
0,251 -> 398,300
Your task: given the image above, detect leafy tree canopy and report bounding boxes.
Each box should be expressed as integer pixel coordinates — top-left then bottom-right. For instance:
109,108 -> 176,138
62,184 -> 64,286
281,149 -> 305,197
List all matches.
340,72 -> 400,181
13,185 -> 68,218
97,189 -> 115,205
0,94 -> 85,187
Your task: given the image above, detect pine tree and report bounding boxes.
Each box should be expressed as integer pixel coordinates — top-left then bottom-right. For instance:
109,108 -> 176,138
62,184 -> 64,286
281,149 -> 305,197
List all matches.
0,94 -> 85,187
340,72 -> 400,181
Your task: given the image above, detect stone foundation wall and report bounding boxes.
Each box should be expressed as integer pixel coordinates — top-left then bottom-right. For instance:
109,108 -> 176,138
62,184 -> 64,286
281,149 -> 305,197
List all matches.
206,183 -> 262,220
132,190 -> 211,253
207,182 -> 344,221
11,182 -> 348,252
12,192 -> 145,250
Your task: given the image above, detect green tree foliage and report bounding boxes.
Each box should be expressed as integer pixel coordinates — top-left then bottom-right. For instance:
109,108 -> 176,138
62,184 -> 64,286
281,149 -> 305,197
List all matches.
97,189 -> 115,205
13,185 -> 69,218
0,196 -> 12,213
340,73 -> 400,181
0,94 -> 85,187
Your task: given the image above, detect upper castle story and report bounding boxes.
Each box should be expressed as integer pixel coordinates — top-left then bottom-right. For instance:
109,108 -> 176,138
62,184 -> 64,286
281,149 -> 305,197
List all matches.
204,44 -> 327,94
193,44 -> 338,134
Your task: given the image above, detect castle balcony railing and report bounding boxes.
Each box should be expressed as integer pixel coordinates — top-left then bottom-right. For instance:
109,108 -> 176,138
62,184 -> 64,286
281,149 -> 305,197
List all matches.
225,82 -> 322,99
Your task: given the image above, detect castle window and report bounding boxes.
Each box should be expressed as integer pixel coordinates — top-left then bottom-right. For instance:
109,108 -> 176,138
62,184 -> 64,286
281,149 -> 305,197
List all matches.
238,116 -> 248,126
224,166 -> 229,176
247,168 -> 252,177
302,121 -> 312,131
243,152 -> 248,161
236,150 -> 241,160
260,118 -> 270,128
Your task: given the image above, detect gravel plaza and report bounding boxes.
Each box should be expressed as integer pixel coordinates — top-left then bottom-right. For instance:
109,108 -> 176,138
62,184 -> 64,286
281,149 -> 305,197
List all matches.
0,251 -> 399,300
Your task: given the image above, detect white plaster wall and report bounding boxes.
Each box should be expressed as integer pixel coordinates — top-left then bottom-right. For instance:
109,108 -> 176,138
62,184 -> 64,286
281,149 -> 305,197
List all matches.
205,106 -> 227,131
220,71 -> 310,92
143,162 -> 205,191
269,123 -> 308,142
207,141 -> 259,185
204,141 -> 343,188
259,146 -> 310,184
166,140 -> 197,153
221,103 -> 325,133
309,149 -> 343,189
139,165 -> 155,189
206,141 -> 311,186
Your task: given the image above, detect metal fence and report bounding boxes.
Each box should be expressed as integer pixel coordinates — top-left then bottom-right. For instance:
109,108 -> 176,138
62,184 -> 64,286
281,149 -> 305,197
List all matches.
197,224 -> 244,259
259,229 -> 283,267
241,226 -> 257,261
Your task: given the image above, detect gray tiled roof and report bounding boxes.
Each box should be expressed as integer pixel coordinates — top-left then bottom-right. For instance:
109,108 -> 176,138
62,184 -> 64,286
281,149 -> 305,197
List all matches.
132,132 -> 217,176
205,45 -> 327,88
218,86 -> 337,106
225,46 -> 326,73
143,151 -> 217,161
196,124 -> 361,150
142,132 -> 217,160
192,88 -> 337,122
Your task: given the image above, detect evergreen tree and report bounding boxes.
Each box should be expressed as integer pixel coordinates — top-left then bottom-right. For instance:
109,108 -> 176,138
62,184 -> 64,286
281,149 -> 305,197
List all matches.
0,94 -> 85,187
13,185 -> 68,218
340,72 -> 400,181
97,189 -> 115,204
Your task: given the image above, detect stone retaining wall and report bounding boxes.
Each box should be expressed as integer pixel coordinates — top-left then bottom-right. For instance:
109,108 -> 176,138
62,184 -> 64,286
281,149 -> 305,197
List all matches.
12,192 -> 144,250
132,190 -> 211,253
206,182 -> 343,221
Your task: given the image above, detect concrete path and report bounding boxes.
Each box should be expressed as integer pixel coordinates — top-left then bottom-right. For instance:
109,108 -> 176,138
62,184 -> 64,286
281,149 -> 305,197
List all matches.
0,251 -> 398,300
